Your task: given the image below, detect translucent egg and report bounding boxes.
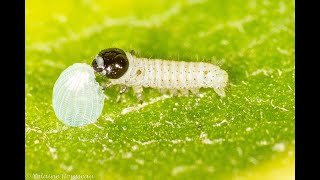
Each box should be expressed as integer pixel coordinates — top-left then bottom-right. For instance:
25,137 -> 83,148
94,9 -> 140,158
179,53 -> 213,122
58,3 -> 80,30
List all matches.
52,63 -> 105,126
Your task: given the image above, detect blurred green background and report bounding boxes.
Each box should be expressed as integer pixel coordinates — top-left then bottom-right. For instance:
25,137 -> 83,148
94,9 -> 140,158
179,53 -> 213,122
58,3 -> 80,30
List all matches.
26,0 -> 295,179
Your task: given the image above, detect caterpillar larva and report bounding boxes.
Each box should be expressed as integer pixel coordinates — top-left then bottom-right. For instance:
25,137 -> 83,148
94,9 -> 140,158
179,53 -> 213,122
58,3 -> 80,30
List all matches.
92,48 -> 228,102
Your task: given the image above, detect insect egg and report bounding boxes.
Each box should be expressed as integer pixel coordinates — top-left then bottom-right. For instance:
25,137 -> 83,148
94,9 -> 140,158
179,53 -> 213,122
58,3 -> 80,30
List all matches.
52,63 -> 105,127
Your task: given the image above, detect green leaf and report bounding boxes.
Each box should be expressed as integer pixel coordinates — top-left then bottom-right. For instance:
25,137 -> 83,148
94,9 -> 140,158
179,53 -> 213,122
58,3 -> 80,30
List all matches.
26,0 -> 295,179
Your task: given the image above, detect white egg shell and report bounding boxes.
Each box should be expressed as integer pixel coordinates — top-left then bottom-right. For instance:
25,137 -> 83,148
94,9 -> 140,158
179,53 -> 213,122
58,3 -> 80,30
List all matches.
52,63 -> 105,126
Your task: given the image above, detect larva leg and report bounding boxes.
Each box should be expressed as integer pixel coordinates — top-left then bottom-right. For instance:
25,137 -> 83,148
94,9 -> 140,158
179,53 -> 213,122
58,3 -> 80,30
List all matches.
214,87 -> 226,98
120,86 -> 128,94
179,89 -> 189,96
116,86 -> 128,102
189,88 -> 200,95
169,89 -> 179,96
132,86 -> 144,103
130,50 -> 135,55
159,89 -> 168,94
102,81 -> 112,90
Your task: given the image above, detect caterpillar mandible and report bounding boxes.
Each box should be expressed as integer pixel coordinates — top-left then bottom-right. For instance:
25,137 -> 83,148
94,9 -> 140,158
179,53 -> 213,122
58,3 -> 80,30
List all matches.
92,48 -> 228,102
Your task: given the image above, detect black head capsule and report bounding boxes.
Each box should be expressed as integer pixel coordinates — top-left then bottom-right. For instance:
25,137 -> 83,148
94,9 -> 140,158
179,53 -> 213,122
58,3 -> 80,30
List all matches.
92,48 -> 129,79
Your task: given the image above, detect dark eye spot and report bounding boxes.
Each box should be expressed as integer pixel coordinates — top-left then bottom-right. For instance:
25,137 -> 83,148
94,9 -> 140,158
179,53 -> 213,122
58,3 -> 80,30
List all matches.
91,59 -> 103,72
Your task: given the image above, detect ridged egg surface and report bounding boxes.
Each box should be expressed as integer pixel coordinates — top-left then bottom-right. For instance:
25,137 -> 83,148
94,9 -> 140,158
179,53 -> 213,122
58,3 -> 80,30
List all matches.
53,63 -> 105,126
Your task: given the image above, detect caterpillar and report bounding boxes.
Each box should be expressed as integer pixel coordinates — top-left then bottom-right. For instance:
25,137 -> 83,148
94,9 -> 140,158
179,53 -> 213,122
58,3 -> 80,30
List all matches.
92,48 -> 228,102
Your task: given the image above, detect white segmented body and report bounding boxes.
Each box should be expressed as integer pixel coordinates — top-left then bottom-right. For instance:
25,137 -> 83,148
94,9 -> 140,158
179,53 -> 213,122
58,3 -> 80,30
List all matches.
52,63 -> 105,126
110,53 -> 228,97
